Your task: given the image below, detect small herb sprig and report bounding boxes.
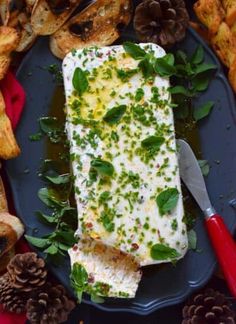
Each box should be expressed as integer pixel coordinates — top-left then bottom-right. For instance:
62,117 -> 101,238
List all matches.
26,117 -> 77,262
123,42 -> 217,121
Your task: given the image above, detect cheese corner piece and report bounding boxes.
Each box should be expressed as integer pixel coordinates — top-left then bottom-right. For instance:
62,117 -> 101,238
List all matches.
63,44 -> 188,266
69,239 -> 142,298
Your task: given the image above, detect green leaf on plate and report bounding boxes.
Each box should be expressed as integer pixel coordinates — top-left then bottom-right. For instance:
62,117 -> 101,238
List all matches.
151,243 -> 181,260
123,42 -> 146,60
168,86 -> 192,97
138,57 -> 155,78
90,158 -> 114,177
103,105 -> 126,125
44,244 -> 59,255
154,54 -> 176,77
72,67 -> 89,96
156,188 -> 179,215
194,101 -> 214,121
191,46 -> 204,65
198,159 -> 210,176
187,229 -> 197,250
25,235 -> 50,248
70,263 -> 88,303
141,136 -> 165,151
36,211 -> 57,224
194,63 -> 217,75
45,173 -> 70,185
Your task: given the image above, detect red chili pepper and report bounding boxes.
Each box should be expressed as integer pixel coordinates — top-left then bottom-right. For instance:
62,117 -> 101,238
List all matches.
0,71 -> 25,129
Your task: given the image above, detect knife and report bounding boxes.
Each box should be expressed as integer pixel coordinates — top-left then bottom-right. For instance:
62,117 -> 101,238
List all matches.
177,139 -> 236,298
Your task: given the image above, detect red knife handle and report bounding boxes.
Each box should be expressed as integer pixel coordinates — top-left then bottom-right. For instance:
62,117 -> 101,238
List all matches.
205,214 -> 236,298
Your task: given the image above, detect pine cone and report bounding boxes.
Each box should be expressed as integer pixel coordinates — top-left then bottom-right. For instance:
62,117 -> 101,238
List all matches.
134,0 -> 189,48
7,252 -> 47,292
26,283 -> 75,324
182,288 -> 236,324
0,273 -> 26,313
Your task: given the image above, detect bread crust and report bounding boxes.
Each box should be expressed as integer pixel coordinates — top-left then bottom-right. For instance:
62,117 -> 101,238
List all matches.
211,22 -> 236,68
0,90 -> 21,159
50,0 -> 133,59
194,0 -> 225,35
0,212 -> 24,257
228,57 -> 236,93
0,175 -> 8,213
31,0 -> 81,35
222,0 -> 236,26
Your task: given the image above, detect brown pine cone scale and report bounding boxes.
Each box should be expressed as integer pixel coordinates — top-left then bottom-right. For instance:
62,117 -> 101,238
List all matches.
134,0 -> 189,48
7,252 -> 47,291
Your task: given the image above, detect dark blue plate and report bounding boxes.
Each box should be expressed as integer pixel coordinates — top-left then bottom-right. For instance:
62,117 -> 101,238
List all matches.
5,24 -> 236,314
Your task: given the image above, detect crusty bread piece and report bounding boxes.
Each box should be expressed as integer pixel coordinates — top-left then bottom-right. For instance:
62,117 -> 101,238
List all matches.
15,12 -> 37,52
0,175 -> 8,213
228,57 -> 236,93
222,0 -> 236,26
231,20 -> 236,37
194,0 -> 225,35
0,0 -> 10,25
0,26 -> 19,55
31,0 -> 81,35
0,54 -> 11,80
50,0 -> 132,59
0,90 -> 21,159
211,22 -> 236,68
0,212 -> 24,257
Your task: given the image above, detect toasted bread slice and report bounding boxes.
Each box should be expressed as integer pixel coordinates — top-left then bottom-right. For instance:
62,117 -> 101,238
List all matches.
50,0 -> 132,59
0,54 -> 11,80
222,0 -> 236,26
211,22 -> 236,68
0,175 -> 8,212
31,0 -> 81,35
194,0 -> 225,35
0,26 -> 19,54
15,12 -> 37,52
0,212 -> 24,257
228,57 -> 236,93
0,90 -> 20,159
0,0 -> 10,25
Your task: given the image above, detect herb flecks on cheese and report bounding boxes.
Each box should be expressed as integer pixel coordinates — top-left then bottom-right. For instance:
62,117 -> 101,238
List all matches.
63,44 -> 188,267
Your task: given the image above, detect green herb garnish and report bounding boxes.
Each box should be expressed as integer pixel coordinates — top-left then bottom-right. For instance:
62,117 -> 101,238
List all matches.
90,158 -> 114,177
141,136 -> 165,151
72,67 -> 89,96
151,243 -> 180,260
193,101 -> 214,121
103,105 -> 126,125
156,188 -> 179,215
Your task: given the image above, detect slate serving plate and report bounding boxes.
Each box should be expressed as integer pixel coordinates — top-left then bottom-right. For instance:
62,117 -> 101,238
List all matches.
4,20 -> 236,314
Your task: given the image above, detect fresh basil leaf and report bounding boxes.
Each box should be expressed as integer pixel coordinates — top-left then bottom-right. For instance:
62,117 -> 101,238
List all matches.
54,229 -> 77,246
116,69 -> 138,82
168,86 -> 192,97
194,101 -> 214,121
39,117 -> 60,134
151,243 -> 181,260
70,263 -> 88,303
138,57 -> 155,78
98,191 -> 111,205
25,235 -> 50,248
90,159 -> 114,177
198,160 -> 210,176
44,244 -> 58,255
123,42 -> 146,60
192,73 -> 210,92
194,63 -> 217,75
174,101 -> 190,120
46,173 -> 70,185
154,54 -> 176,77
141,136 -> 165,151
91,294 -> 104,304
156,188 -> 179,215
72,67 -> 89,96
191,46 -> 204,65
103,105 -> 126,124
176,50 -> 187,64
38,188 -> 65,207
36,211 -> 57,224
187,229 -> 197,250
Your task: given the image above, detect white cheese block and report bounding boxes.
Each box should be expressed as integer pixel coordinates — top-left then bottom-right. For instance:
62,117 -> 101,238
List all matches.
69,239 -> 142,298
63,44 -> 188,268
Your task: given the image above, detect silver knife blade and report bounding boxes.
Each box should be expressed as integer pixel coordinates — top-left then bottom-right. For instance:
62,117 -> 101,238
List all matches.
177,139 -> 213,212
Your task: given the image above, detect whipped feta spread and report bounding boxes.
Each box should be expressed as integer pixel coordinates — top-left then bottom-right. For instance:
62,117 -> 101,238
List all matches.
63,44 -> 188,298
